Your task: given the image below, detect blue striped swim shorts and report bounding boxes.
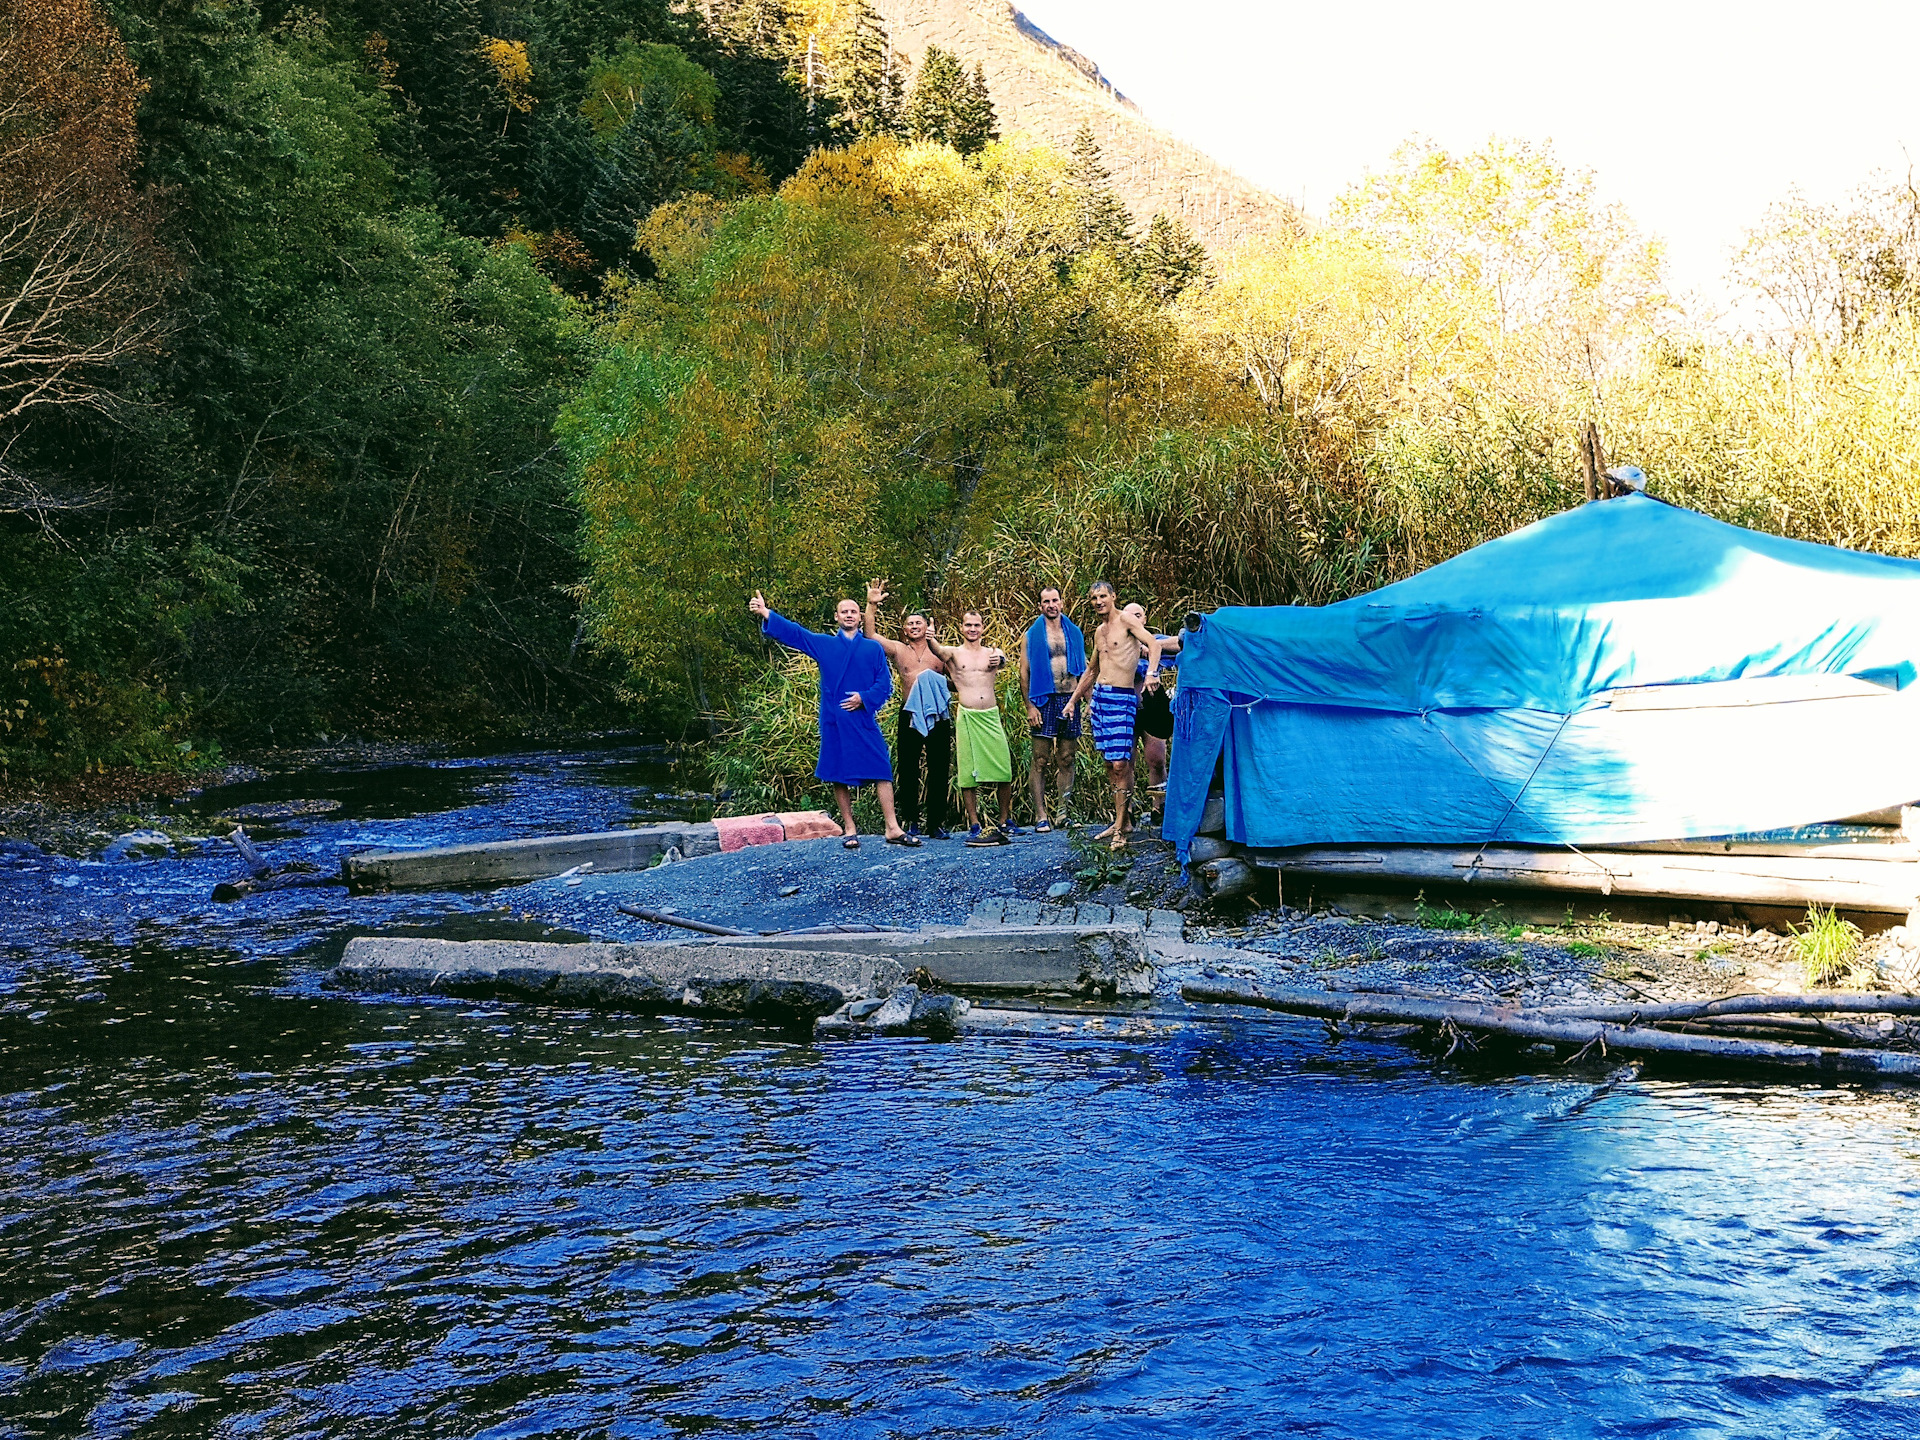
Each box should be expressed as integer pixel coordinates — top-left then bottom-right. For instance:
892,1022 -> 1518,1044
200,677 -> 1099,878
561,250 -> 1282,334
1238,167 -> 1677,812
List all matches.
1090,684 -> 1139,762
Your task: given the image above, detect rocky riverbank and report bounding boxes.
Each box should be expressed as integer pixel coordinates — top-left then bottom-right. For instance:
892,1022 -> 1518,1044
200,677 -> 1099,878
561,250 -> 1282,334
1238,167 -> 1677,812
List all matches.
499,819 -> 1901,1012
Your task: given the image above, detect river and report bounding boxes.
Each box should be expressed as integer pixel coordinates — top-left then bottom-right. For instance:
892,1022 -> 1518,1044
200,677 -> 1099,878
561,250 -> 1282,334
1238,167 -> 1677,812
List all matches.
3,743 -> 1918,1437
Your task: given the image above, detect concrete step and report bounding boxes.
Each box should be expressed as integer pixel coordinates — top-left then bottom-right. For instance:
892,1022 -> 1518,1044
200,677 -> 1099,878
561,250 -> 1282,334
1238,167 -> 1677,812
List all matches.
332,923 -> 1159,1010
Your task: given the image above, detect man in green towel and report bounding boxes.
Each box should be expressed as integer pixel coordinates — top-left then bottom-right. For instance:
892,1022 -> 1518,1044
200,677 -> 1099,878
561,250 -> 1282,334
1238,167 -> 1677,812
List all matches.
926,612 -> 1015,846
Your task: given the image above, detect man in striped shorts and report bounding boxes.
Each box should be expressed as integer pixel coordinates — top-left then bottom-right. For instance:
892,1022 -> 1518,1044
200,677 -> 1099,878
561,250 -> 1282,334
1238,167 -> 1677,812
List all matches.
1066,581 -> 1163,850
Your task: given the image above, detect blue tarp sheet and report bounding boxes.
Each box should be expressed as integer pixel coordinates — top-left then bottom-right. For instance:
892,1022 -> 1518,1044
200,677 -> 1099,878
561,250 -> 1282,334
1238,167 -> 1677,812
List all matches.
1165,495 -> 1920,862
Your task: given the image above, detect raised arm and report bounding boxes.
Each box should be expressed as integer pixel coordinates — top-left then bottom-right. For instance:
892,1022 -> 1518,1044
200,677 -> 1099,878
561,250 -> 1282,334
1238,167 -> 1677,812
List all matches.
753,594 -> 821,660
923,630 -> 960,666
1122,611 -> 1166,689
863,581 -> 907,662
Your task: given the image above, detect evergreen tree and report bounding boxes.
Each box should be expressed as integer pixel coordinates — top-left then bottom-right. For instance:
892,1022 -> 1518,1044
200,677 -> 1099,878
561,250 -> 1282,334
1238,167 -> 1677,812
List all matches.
952,61 -> 998,157
822,0 -> 902,140
904,44 -> 964,148
704,0 -> 813,180
1139,212 -> 1208,302
1066,123 -> 1132,252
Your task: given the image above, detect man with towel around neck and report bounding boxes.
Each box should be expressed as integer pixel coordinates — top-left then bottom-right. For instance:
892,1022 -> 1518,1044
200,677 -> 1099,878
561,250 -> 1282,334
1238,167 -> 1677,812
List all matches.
1018,586 -> 1086,834
864,581 -> 953,840
924,611 -> 1016,846
748,590 -> 918,850
1066,581 -> 1162,850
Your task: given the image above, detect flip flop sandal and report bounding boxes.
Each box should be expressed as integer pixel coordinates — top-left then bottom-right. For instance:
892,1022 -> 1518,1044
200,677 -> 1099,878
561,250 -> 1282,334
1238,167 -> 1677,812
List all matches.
885,833 -> 922,848
842,836 -> 860,850
1033,820 -> 1053,834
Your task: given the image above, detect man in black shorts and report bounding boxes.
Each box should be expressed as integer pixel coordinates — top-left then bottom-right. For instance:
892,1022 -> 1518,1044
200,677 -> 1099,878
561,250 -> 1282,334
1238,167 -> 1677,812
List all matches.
1125,603 -> 1181,821
1019,586 -> 1086,833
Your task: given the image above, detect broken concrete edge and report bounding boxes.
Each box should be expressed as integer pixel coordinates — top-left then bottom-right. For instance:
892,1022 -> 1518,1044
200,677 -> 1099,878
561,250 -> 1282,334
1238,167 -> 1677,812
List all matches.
328,927 -> 1160,1033
341,811 -> 840,891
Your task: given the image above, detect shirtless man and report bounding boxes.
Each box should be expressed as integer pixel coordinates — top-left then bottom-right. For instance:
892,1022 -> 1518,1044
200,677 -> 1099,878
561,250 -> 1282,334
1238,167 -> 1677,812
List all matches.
865,581 -> 952,839
1066,581 -> 1162,849
1018,586 -> 1086,834
1124,602 -> 1182,822
925,612 -> 1015,846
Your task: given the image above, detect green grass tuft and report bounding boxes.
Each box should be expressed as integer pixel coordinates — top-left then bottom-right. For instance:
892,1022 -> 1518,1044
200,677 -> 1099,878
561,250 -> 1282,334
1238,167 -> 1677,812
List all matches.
1791,905 -> 1870,989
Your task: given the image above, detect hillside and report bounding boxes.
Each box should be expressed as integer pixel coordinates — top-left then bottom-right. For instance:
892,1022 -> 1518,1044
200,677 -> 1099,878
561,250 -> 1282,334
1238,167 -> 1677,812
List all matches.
865,0 -> 1298,253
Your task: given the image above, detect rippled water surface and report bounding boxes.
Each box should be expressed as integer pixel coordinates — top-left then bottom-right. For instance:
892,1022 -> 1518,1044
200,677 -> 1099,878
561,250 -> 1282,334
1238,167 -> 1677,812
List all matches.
4,746 -> 1920,1437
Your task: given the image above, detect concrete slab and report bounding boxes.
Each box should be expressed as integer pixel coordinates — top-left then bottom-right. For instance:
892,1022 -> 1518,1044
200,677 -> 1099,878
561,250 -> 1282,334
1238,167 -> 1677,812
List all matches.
344,822 -> 721,891
331,935 -> 902,1023
685,924 -> 1157,997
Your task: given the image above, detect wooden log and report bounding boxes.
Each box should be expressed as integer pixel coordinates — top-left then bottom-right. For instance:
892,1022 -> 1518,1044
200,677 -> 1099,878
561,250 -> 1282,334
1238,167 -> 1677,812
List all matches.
1529,993 -> 1920,1022
1197,794 -> 1226,836
230,827 -> 270,878
1179,980 -> 1920,1076
1196,856 -> 1258,901
1247,843 -> 1920,914
616,904 -> 754,938
1187,835 -> 1235,865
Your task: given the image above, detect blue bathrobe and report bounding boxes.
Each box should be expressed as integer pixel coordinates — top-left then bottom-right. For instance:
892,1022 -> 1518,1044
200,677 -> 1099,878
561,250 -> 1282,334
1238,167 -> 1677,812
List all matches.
762,612 -> 895,785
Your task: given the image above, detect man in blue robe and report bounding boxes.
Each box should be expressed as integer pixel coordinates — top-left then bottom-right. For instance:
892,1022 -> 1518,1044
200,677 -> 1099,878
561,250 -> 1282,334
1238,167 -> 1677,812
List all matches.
749,591 -> 918,849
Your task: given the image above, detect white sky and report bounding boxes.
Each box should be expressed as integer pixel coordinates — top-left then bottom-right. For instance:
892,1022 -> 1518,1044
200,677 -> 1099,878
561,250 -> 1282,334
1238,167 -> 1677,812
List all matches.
1017,0 -> 1920,306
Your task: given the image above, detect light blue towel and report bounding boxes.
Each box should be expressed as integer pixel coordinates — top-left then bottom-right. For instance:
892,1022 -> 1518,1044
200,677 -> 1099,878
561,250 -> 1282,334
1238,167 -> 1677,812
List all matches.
903,669 -> 952,737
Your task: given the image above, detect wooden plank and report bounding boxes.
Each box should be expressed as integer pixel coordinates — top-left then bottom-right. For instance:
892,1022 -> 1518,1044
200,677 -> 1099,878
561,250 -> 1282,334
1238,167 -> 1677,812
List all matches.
1246,843 -> 1920,913
1615,837 -> 1918,862
342,823 -> 722,891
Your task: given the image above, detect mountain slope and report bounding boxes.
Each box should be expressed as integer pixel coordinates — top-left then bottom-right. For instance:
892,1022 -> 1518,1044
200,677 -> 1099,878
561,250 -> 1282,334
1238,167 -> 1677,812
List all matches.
866,0 -> 1297,252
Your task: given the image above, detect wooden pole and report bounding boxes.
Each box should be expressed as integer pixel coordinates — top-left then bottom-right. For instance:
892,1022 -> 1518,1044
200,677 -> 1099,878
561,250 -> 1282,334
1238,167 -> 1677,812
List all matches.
1180,979 -> 1920,1076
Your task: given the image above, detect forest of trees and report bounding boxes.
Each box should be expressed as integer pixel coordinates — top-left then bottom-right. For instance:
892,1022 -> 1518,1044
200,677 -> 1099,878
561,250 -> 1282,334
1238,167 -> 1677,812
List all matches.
0,0 -> 983,776
7,0 -> 1920,800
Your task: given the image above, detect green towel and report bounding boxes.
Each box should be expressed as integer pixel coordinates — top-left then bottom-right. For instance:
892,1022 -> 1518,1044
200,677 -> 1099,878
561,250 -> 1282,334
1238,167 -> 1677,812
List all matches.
954,704 -> 1013,788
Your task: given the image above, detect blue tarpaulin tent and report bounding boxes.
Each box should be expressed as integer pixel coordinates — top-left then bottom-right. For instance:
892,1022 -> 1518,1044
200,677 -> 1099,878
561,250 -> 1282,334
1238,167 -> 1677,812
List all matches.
1164,494 -> 1920,863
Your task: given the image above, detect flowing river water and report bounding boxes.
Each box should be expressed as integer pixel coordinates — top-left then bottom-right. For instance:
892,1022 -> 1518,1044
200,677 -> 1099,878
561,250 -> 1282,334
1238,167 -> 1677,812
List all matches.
3,743 -> 1919,1438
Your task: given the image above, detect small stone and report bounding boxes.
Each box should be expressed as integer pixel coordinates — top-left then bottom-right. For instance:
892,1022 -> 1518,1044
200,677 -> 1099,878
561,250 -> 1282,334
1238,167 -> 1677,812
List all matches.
102,830 -> 175,862
909,992 -> 970,1038
869,985 -> 918,1029
846,996 -> 886,1020
1046,881 -> 1074,899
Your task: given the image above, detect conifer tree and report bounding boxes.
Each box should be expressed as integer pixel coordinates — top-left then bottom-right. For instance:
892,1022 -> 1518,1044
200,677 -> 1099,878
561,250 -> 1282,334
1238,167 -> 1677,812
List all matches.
952,61 -> 998,156
1066,123 -> 1132,252
1139,212 -> 1208,302
705,0 -> 814,177
822,0 -> 903,140
904,44 -> 965,149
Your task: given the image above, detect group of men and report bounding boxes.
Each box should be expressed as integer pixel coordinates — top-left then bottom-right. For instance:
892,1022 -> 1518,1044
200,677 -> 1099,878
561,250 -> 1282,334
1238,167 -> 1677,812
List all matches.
748,582 -> 1180,852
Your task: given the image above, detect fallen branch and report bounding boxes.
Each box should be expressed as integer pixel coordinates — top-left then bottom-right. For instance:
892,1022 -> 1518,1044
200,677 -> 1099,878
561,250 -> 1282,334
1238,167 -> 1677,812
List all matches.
616,904 -> 754,937
1180,979 -> 1920,1077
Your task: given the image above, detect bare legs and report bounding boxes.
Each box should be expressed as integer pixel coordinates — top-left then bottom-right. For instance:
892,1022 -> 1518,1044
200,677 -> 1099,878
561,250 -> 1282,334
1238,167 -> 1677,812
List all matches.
833,781 -> 906,840
1028,736 -> 1078,826
1027,737 -> 1052,824
960,783 -> 1013,834
1092,759 -> 1133,850
1140,734 -> 1167,823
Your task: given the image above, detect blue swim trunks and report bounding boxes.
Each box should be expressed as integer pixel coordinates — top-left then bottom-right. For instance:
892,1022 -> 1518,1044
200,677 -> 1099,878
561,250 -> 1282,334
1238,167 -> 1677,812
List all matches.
1091,683 -> 1139,762
1030,692 -> 1082,740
